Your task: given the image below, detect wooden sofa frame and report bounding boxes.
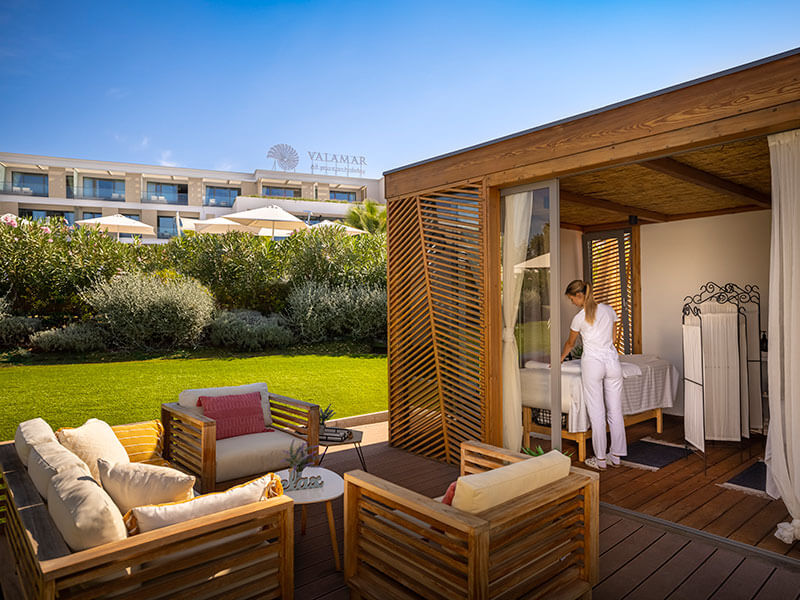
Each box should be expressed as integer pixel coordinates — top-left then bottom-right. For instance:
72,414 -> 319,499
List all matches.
344,440 -> 599,600
523,406 -> 663,462
0,440 -> 294,600
162,392 -> 320,493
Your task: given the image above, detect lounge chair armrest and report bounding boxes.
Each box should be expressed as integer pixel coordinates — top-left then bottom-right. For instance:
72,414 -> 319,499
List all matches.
269,393 -> 320,456
459,440 -> 530,475
161,402 -> 216,492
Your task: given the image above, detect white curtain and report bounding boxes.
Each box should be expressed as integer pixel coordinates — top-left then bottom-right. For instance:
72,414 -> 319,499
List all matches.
765,129 -> 800,544
502,192 -> 533,450
682,319 -> 705,453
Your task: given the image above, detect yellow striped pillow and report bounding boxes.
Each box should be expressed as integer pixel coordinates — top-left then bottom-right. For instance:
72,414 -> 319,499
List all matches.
111,420 -> 164,465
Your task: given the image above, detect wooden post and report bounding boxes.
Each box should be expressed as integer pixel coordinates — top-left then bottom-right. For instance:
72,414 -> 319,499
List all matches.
583,477 -> 600,586
467,526 -> 490,600
281,502 -> 294,600
343,476 -> 361,585
200,422 -> 216,493
485,183 -> 503,447
159,404 -> 172,462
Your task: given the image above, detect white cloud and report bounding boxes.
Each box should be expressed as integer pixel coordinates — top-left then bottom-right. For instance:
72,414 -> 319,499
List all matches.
106,87 -> 129,100
215,160 -> 234,171
159,150 -> 178,167
139,136 -> 150,149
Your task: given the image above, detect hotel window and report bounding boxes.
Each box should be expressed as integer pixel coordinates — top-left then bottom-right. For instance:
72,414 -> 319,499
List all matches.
81,211 -> 102,220
330,190 -> 357,202
145,182 -> 187,204
82,177 -> 125,200
19,208 -> 74,225
119,214 -> 141,239
11,172 -> 48,196
205,186 -> 240,207
158,215 -> 177,239
262,186 -> 301,198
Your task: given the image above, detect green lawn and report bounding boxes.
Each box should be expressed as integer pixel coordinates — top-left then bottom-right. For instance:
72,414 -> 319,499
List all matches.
0,348 -> 387,441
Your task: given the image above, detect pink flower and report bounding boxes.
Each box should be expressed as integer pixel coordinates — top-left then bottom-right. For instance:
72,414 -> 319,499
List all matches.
41,226 -> 51,234
48,238 -> 54,243
1,214 -> 17,227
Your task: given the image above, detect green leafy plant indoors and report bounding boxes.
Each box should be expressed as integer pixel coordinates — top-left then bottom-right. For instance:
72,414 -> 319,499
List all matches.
522,445 -> 574,458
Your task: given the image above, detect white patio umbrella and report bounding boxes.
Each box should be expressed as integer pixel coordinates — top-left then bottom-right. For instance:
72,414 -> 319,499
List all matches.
310,219 -> 367,236
225,205 -> 308,238
193,216 -> 256,234
513,253 -> 550,273
176,214 -> 198,233
255,227 -> 295,238
75,214 -> 155,240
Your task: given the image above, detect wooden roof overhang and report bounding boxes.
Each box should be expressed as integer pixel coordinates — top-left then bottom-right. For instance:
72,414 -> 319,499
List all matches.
383,48 -> 800,230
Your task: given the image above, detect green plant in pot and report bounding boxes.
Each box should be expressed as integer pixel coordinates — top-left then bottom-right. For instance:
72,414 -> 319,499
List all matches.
522,444 -> 574,458
286,439 -> 315,476
320,403 -> 336,430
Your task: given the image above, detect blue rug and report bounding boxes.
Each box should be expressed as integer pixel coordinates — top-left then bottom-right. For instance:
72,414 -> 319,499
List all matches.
620,439 -> 691,470
720,461 -> 769,498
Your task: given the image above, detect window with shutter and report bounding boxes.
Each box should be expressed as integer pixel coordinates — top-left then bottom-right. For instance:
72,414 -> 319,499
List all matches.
583,229 -> 633,354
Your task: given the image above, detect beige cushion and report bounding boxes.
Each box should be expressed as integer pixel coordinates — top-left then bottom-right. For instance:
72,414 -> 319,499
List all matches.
129,473 -> 282,534
14,418 -> 57,467
215,429 -> 295,483
97,459 -> 196,514
47,469 -> 128,551
177,383 -> 272,427
56,419 -> 130,482
28,441 -> 92,498
451,450 -> 571,514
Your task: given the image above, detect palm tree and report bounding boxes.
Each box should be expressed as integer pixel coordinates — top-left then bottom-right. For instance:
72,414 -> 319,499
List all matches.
345,200 -> 386,234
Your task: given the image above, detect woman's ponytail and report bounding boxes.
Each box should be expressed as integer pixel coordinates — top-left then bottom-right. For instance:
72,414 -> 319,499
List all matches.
584,282 -> 598,325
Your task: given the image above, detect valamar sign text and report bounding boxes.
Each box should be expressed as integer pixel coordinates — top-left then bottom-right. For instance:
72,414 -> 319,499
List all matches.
309,151 -> 367,177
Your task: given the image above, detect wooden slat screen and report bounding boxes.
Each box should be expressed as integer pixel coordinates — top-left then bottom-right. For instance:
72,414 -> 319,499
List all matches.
587,231 -> 633,353
387,183 -> 487,464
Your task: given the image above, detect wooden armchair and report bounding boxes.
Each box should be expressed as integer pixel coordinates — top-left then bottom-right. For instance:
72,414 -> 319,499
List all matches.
0,440 -> 294,600
344,441 -> 599,600
162,392 -> 320,493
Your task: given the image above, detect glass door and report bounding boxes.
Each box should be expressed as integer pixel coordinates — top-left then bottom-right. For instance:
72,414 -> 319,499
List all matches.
500,180 -> 561,450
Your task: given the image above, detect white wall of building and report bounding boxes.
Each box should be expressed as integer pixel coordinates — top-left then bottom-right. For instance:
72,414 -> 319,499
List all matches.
640,210 -> 771,415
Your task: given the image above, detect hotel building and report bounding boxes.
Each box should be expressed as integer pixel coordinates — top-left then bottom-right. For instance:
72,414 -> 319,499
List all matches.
0,153 -> 385,241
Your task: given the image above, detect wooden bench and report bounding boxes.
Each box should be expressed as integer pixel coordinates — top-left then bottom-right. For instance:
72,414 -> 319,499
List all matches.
162,392 -> 320,493
344,440 -> 599,600
0,440 -> 295,600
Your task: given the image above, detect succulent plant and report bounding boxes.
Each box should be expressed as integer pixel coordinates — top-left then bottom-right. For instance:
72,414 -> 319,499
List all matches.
522,445 -> 574,458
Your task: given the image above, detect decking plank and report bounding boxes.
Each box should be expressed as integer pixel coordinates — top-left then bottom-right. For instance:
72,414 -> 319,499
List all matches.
710,557 -> 775,600
600,518 -> 642,554
625,539 -> 717,600
665,548 -> 744,600
599,525 -> 665,582
752,567 -> 800,600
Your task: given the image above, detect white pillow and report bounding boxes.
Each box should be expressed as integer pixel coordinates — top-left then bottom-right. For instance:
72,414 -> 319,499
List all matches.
47,469 -> 128,551
56,419 -> 130,482
97,459 -> 195,514
28,441 -> 92,498
14,418 -> 57,466
451,450 -> 571,514
129,473 -> 282,534
177,383 -> 272,426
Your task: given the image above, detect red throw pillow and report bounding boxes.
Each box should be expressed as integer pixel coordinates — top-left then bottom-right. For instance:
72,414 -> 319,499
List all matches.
198,392 -> 268,440
441,481 -> 457,506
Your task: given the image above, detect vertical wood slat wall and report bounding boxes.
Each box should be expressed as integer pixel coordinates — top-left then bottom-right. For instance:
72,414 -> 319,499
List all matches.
387,182 -> 490,464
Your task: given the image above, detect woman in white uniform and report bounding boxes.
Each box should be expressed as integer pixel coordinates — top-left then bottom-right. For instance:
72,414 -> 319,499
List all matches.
559,280 -> 627,470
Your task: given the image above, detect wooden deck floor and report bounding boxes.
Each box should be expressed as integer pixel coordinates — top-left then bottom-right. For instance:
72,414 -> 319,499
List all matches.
3,417 -> 799,599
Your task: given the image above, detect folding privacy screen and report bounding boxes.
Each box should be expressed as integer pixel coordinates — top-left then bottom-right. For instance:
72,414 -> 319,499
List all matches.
682,282 -> 764,454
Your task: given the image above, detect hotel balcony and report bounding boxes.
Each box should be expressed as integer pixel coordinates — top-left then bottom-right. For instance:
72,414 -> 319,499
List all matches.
67,188 -> 125,201
0,181 -> 49,197
141,192 -> 188,205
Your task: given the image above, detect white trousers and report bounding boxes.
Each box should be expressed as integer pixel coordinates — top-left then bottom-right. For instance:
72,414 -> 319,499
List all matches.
581,354 -> 626,460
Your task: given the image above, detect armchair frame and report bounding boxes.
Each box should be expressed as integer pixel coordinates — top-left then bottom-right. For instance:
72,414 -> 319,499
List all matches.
161,392 -> 320,493
344,441 -> 599,600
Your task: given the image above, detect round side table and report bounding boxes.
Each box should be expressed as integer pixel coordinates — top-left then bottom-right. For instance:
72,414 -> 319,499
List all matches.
275,466 -> 344,570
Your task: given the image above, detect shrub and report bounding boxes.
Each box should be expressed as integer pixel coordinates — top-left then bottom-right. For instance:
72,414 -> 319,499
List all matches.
0,216 -> 138,318
81,271 -> 214,350
207,310 -> 293,351
285,281 -> 386,343
30,323 -> 109,353
0,315 -> 43,348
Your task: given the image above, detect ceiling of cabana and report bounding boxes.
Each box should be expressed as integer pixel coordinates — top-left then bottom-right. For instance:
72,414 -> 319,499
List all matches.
559,136 -> 771,231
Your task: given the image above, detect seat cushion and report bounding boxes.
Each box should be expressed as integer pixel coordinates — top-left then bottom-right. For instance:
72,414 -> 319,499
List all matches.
178,383 -> 272,426
98,458 -> 196,514
215,429 -> 296,483
111,420 -> 165,464
14,418 -> 57,467
126,472 -> 284,534
47,468 -> 128,551
56,418 -> 130,482
28,441 -> 93,498
199,392 -> 269,440
451,450 -> 571,514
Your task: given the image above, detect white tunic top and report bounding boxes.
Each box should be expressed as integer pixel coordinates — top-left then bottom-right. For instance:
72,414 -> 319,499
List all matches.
570,303 -> 619,359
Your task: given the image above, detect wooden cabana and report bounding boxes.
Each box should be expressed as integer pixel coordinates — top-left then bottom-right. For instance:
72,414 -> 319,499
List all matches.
383,48 -> 800,464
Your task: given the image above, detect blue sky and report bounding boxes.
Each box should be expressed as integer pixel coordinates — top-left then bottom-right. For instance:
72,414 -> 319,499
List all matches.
0,1 -> 798,178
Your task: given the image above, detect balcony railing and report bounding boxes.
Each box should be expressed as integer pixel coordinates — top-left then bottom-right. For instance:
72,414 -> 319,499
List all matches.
1,181 -> 49,197
141,192 -> 188,205
203,196 -> 236,208
67,188 -> 125,201
157,226 -> 178,239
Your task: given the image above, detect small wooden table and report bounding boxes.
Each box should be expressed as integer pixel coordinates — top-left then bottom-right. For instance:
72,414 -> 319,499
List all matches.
318,428 -> 368,471
276,466 -> 344,570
